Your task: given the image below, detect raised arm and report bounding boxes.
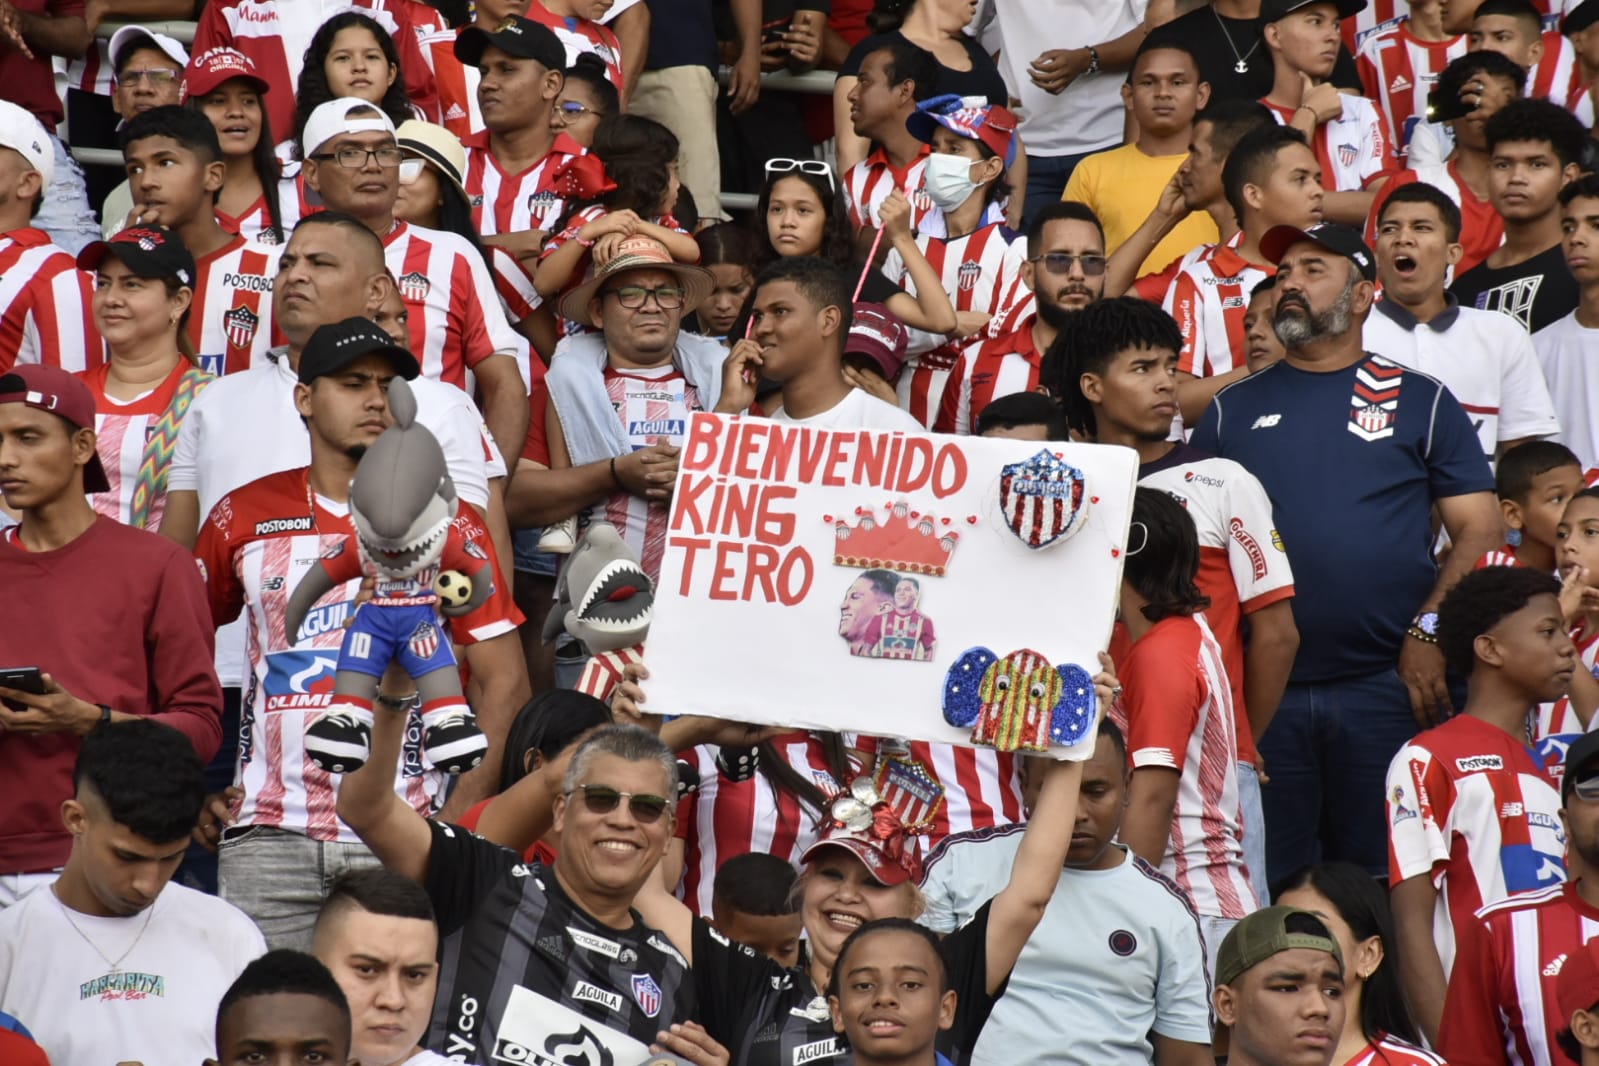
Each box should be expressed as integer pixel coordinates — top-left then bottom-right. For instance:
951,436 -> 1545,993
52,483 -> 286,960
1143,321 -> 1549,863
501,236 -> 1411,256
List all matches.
336,682 -> 434,883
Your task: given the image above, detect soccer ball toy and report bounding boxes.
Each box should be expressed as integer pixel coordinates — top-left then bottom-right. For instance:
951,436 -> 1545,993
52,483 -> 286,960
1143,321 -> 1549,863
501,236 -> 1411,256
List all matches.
434,570 -> 474,609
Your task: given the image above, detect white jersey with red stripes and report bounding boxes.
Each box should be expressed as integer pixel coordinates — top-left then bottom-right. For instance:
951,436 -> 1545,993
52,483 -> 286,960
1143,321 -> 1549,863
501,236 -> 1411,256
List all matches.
217,167 -> 309,248
882,218 -> 1029,429
527,2 -> 625,89
1529,30 -> 1578,103
1534,620 -> 1599,742
430,35 -> 483,139
1356,24 -> 1467,152
933,313 -> 1042,435
382,220 -> 521,390
1164,242 -> 1271,381
842,145 -> 943,235
463,131 -> 585,238
1263,95 -> 1395,192
1385,713 -> 1567,975
81,360 -> 213,530
1340,1035 -> 1446,1066
194,467 -> 517,842
0,228 -> 100,375
188,235 -> 281,376
851,736 -> 1022,847
1340,2 -> 1405,53
1112,611 -> 1256,921
1441,881 -> 1599,1066
676,733 -> 850,916
595,364 -> 702,583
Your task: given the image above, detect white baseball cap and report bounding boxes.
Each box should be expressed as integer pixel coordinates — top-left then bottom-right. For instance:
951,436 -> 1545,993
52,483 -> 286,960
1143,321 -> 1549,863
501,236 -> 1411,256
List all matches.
0,101 -> 53,187
301,97 -> 397,157
109,25 -> 190,73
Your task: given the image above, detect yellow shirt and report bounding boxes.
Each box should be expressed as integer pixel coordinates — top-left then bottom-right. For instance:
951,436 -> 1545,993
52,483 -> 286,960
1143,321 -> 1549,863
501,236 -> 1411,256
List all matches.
1062,143 -> 1219,278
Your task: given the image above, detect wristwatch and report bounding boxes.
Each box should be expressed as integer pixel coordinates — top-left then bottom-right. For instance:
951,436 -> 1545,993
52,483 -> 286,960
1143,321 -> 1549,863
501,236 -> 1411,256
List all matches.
1408,611 -> 1440,644
95,703 -> 113,727
1086,45 -> 1100,75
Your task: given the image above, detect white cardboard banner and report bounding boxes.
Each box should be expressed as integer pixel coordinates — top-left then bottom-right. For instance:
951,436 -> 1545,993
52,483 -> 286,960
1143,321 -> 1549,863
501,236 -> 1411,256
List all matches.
645,413 -> 1138,760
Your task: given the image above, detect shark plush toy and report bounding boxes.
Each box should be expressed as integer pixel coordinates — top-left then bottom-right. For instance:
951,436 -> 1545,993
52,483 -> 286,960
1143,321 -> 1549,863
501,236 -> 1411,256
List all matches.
543,522 -> 654,705
285,377 -> 492,775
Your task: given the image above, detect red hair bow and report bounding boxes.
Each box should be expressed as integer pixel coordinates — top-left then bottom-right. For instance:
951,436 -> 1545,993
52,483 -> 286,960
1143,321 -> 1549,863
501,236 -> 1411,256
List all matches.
549,153 -> 617,200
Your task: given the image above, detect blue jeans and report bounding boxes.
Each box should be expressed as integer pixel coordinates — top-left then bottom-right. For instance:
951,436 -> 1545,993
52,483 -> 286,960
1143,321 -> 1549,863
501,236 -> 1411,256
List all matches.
1024,147 -> 1108,229
1238,761 -> 1268,905
34,135 -> 99,255
1256,669 -> 1420,889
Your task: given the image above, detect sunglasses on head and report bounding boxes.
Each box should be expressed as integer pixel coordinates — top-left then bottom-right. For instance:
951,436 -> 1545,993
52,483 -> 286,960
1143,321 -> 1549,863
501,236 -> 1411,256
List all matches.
1028,252 -> 1108,277
765,157 -> 835,193
570,784 -> 671,823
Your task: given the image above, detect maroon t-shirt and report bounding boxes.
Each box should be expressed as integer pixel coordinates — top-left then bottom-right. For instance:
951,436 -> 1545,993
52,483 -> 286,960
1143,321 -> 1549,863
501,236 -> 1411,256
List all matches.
3,0 -> 84,131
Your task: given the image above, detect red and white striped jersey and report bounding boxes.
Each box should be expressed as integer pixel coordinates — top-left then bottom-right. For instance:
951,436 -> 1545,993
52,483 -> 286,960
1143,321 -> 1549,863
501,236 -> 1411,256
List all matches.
1341,1035 -> 1446,1066
0,228 -> 100,374
882,221 -> 1029,429
56,44 -> 113,97
1385,713 -> 1567,975
1112,611 -> 1255,921
463,131 -> 586,238
1263,95 -> 1396,192
1138,445 -> 1296,767
430,35 -> 482,139
933,313 -> 1042,435
194,466 -> 518,842
1440,881 -> 1599,1066
1341,2 -> 1406,54
189,0 -> 439,148
382,221 -> 521,389
1529,31 -> 1578,104
1356,24 -> 1467,152
216,168 -> 309,247
675,732 -> 850,916
1533,620 -> 1599,742
188,235 -> 281,376
842,144 -> 942,234
81,360 -> 212,530
492,246 -> 541,324
851,736 -> 1023,847
527,2 -> 625,90
596,365 -> 702,583
1164,243 -> 1272,381
1366,161 -> 1504,276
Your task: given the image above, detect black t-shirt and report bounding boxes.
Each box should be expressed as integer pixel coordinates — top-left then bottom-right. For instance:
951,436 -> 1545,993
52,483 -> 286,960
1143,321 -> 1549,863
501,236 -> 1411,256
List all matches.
693,902 -> 1002,1066
840,31 -> 1008,105
645,0 -> 718,72
423,822 -> 696,1065
1449,242 -> 1579,335
1145,8 -> 1361,104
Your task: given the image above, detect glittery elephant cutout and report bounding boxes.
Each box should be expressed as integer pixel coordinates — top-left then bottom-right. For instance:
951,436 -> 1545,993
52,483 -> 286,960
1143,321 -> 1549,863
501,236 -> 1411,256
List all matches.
941,647 -> 1096,753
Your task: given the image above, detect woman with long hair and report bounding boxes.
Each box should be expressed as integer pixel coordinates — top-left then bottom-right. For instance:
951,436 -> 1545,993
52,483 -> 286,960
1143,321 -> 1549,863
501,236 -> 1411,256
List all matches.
291,12 -> 418,156
74,226 -> 213,531
749,162 -> 956,336
185,50 -> 294,244
1277,863 -> 1437,1066
690,222 -> 757,342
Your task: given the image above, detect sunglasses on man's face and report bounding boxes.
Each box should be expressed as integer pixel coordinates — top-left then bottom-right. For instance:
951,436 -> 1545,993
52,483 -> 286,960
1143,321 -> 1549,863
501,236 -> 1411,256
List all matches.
1028,252 -> 1108,277
570,784 -> 671,823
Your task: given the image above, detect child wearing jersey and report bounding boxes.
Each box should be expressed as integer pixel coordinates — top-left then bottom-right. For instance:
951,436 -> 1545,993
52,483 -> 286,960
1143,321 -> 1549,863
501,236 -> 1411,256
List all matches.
1386,565 -> 1573,1044
1479,440 -> 1584,572
1549,489 -> 1599,739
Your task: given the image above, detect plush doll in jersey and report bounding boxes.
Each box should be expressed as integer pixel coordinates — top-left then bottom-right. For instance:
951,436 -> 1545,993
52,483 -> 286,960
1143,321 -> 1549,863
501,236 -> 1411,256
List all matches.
542,522 -> 653,705
285,376 -> 492,775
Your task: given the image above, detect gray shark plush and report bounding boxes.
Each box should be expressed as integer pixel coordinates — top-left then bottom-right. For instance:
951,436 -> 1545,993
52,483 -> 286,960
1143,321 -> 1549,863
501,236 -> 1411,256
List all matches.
542,522 -> 653,703
285,377 -> 493,775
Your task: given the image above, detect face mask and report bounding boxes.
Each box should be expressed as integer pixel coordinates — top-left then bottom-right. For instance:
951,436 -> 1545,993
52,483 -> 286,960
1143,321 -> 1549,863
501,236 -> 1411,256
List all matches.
923,152 -> 980,212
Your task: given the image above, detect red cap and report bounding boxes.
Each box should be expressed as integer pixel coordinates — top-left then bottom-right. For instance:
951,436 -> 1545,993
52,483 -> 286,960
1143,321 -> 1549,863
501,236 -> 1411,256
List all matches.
1559,941 -> 1599,1028
800,778 -> 924,886
0,364 -> 110,493
180,46 -> 269,102
844,303 -> 910,382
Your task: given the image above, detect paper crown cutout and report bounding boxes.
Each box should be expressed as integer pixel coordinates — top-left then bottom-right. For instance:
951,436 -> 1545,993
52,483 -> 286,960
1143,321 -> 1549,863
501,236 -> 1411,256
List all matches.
831,500 -> 964,577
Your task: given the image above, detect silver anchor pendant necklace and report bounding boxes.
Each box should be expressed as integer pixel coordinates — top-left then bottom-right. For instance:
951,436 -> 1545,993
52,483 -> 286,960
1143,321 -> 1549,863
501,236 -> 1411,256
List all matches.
1214,7 -> 1262,74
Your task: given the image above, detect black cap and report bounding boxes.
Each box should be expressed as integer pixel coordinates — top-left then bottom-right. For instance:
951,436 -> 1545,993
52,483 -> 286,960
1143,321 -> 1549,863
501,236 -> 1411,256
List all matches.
1261,0 -> 1368,20
1563,732 -> 1599,803
1564,0 -> 1599,34
1260,222 -> 1377,282
454,16 -> 566,71
298,317 -> 421,384
77,225 -> 197,287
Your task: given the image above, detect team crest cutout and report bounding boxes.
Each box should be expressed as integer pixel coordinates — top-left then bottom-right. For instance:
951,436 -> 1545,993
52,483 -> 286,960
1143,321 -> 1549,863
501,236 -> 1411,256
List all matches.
997,449 -> 1088,549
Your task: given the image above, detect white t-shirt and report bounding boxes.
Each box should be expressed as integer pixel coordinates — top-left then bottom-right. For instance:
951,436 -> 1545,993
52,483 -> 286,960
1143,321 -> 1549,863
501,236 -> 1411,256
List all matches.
1534,310 -> 1599,470
0,882 -> 265,1066
403,1051 -> 454,1066
921,834 -> 1212,1066
770,387 -> 926,432
969,0 -> 1147,156
168,349 -> 504,685
1364,299 -> 1561,460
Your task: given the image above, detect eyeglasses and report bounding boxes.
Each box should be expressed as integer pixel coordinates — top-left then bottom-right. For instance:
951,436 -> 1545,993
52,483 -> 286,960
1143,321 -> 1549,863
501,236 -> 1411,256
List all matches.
556,100 -> 604,120
765,157 -> 835,192
119,68 -> 179,87
311,146 -> 405,169
1029,252 -> 1108,277
603,285 -> 685,310
398,158 -> 426,184
569,784 -> 671,823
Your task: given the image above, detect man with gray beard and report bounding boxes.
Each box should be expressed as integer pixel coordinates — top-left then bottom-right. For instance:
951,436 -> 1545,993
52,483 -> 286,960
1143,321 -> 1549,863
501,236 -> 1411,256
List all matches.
1190,222 -> 1499,893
